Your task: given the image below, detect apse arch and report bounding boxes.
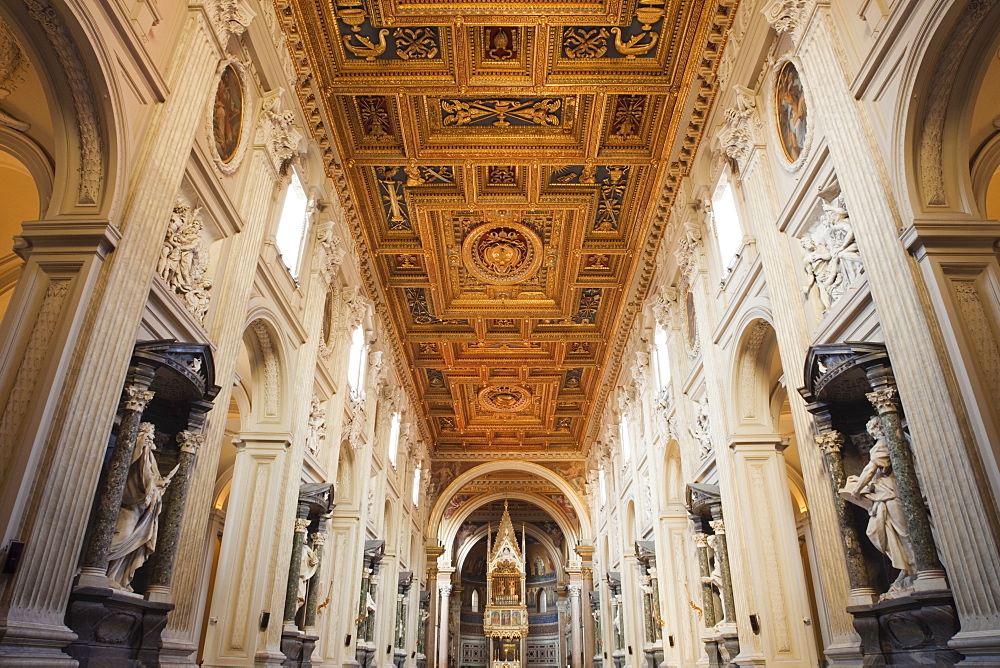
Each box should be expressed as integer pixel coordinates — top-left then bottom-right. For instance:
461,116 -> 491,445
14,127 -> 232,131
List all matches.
428,460 -> 592,542
455,520 -> 566,583
438,491 -> 581,563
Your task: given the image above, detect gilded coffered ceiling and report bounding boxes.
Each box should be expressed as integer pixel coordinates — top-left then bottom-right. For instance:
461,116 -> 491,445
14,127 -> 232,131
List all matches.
275,0 -> 737,455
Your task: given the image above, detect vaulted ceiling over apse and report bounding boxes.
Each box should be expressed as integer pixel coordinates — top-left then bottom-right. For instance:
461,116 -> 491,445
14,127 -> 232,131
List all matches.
275,0 -> 737,458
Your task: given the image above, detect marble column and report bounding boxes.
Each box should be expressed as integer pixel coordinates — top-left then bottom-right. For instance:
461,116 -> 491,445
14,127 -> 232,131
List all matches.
303,528 -> 327,631
147,419 -> 209,603
569,583 -> 584,668
866,367 -> 947,588
794,3 -> 1000,658
692,533 -> 717,629
814,430 -> 876,605
77,375 -> 156,588
708,515 -> 735,627
0,8 -> 221,661
283,512 -> 311,631
437,582 -> 452,668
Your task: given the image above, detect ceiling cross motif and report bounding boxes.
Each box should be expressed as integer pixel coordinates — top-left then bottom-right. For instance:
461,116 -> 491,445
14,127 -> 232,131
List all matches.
276,0 -> 739,455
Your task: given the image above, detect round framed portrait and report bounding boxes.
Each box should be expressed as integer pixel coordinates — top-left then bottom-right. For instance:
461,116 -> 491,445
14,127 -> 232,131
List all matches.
210,63 -> 246,173
774,60 -> 808,164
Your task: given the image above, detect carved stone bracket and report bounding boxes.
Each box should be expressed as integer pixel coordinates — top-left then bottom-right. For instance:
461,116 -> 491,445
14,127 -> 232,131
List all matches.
258,90 -> 303,176
718,86 -> 761,172
208,0 -> 256,44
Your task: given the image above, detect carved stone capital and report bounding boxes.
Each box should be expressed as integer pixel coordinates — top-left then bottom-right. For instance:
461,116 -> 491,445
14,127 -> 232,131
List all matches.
692,533 -> 709,549
568,584 -> 582,598
761,0 -> 809,40
294,518 -> 310,533
122,386 -> 155,412
178,430 -> 207,455
209,0 -> 256,42
718,86 -> 760,169
674,222 -> 703,280
814,430 -> 844,455
316,225 -> 347,285
439,583 -> 453,597
866,387 -> 899,415
311,531 -> 327,546
258,90 -> 303,175
709,519 -> 725,535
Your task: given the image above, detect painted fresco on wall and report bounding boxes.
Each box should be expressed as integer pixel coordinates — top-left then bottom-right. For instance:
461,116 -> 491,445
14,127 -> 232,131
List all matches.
775,60 -> 807,162
213,64 -> 244,164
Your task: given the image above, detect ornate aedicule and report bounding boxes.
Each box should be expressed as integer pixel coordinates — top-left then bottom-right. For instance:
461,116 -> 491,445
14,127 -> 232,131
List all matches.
483,502 -> 529,667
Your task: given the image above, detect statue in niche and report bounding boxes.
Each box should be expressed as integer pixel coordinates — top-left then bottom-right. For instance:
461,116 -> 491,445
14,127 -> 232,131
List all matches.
841,416 -> 916,595
107,422 -> 178,591
297,542 -> 320,613
800,194 -> 863,312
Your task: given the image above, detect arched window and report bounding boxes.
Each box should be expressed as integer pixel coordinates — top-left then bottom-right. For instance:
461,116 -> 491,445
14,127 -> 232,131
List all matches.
275,169 -> 310,278
387,411 -> 402,466
471,588 -> 480,612
412,466 -> 422,507
653,324 -> 671,390
711,171 -> 744,273
619,415 -> 631,463
346,325 -> 368,399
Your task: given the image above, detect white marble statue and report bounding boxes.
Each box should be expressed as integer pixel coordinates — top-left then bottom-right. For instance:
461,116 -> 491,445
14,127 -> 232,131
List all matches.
842,416 -> 916,595
107,422 -> 178,591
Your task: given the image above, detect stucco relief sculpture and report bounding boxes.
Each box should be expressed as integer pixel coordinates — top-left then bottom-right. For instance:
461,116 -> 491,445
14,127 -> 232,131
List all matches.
107,423 -> 177,591
799,194 -> 863,312
158,201 -> 213,322
306,395 -> 327,456
689,397 -> 713,459
841,416 -> 916,596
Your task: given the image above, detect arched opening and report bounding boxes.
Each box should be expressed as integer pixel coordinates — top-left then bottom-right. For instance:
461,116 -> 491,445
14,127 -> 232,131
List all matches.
0,148 -> 41,318
452,498 -> 569,668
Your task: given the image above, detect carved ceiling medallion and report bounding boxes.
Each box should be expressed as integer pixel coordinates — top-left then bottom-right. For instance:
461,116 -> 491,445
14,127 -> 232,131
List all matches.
478,385 -> 532,413
461,219 -> 542,285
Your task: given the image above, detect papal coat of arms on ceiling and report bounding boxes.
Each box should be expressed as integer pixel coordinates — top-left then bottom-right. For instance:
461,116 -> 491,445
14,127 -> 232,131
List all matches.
461,220 -> 542,285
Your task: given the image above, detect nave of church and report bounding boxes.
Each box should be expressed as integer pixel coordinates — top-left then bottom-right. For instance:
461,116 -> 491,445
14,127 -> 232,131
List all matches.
1,0 -> 1000,666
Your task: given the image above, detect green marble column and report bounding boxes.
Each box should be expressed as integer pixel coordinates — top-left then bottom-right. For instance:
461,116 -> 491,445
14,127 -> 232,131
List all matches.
708,516 -> 735,626
692,532 -> 717,628
147,421 -> 208,601
283,503 -> 311,629
78,372 -> 156,587
304,527 -> 327,630
866,366 -> 946,579
815,429 -> 875,599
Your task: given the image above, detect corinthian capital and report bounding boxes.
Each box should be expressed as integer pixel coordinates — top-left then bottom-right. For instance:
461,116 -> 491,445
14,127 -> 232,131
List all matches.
718,86 -> 760,170
761,0 -> 809,39
814,431 -> 843,455
259,90 -> 303,175
866,387 -> 899,415
122,385 -> 155,412
177,430 -> 207,455
209,0 -> 256,41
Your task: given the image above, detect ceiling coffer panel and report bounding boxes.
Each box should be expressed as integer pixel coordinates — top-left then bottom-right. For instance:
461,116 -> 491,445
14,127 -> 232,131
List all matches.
280,0 -> 740,453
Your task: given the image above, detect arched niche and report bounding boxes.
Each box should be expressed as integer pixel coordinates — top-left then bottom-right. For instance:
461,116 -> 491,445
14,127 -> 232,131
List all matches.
730,315 -> 782,432
0,3 -> 120,217
437,490 -> 580,565
242,316 -> 286,425
428,460 -> 591,545
663,439 -> 685,507
898,1 -> 1000,217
